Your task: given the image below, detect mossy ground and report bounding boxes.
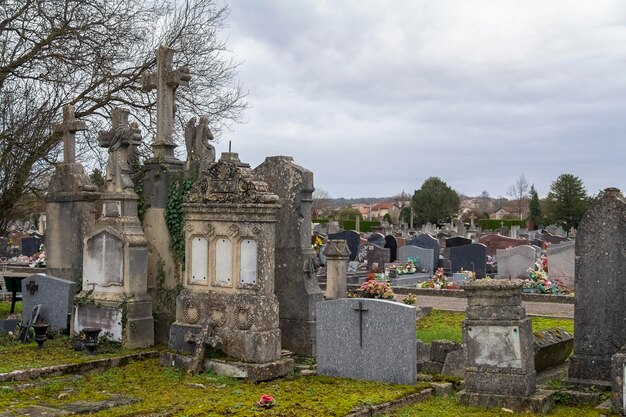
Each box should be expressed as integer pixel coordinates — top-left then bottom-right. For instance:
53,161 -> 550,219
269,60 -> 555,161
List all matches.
0,358 -> 430,416
417,309 -> 574,343
377,395 -> 612,417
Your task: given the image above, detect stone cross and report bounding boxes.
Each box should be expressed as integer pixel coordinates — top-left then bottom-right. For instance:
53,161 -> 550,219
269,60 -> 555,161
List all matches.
142,45 -> 191,158
185,326 -> 222,375
352,300 -> 368,348
98,108 -> 142,193
52,105 -> 86,164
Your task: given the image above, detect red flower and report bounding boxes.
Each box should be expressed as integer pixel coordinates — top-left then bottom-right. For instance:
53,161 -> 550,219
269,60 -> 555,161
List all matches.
259,394 -> 274,405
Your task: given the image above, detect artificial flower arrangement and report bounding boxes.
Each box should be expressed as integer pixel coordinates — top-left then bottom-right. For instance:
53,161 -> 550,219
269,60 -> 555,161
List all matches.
420,267 -> 457,290
522,256 -> 567,294
354,279 -> 395,300
256,394 -> 275,409
402,293 -> 417,305
30,251 -> 46,268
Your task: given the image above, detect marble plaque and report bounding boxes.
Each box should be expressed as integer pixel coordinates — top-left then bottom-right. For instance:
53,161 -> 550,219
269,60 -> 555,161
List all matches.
467,325 -> 522,368
190,236 -> 208,283
84,231 -> 123,287
215,237 -> 232,284
240,239 -> 257,284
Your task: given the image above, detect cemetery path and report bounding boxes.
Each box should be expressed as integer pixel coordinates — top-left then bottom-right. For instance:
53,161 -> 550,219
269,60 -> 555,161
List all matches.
409,295 -> 573,318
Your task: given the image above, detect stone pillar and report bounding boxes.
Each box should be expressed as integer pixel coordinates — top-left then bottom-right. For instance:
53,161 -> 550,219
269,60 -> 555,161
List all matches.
323,240 -> 350,299
74,108 -> 153,348
456,279 -> 554,414
254,156 -> 324,357
46,105 -> 100,284
568,188 -> 626,388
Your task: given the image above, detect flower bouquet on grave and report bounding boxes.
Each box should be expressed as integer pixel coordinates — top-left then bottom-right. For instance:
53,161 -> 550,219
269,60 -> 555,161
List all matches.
255,394 -> 276,409
420,267 -> 457,290
29,251 -> 46,268
357,279 -> 395,300
524,261 -> 568,295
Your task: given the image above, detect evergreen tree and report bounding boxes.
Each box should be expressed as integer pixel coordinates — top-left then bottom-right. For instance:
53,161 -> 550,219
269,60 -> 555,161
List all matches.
528,184 -> 541,229
411,177 -> 460,226
544,174 -> 589,231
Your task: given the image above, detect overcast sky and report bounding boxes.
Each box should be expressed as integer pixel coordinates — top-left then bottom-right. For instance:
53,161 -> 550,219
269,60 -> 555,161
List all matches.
215,1 -> 626,199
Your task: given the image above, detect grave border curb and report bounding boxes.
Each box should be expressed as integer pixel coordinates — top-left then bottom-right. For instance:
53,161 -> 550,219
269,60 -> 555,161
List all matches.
344,387 -> 433,417
0,350 -> 160,382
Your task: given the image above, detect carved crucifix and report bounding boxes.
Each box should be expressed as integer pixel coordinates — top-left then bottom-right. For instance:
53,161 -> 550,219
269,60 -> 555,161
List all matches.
352,300 -> 368,348
142,45 -> 191,158
185,326 -> 222,375
52,105 -> 86,164
98,108 -> 142,193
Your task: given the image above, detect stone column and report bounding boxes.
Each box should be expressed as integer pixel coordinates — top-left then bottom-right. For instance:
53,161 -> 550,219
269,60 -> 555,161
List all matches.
456,279 -> 554,414
46,105 -> 100,284
323,240 -> 350,299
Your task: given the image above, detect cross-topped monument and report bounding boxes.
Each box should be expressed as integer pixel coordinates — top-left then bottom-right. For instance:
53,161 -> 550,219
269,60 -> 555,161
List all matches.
98,108 -> 142,194
142,45 -> 191,159
352,300 -> 369,348
52,105 -> 86,164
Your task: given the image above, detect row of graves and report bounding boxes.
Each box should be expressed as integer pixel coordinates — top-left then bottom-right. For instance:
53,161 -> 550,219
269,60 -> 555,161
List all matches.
315,222 -> 575,293
4,45 -> 626,414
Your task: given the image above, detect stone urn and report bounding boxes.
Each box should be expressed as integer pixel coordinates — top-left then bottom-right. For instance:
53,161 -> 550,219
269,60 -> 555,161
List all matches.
82,327 -> 102,355
32,323 -> 50,349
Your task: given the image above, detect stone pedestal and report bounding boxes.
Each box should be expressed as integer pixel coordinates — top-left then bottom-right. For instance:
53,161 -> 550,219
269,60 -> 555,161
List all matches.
166,152 -> 292,379
456,279 -> 554,413
254,156 -> 324,357
323,240 -> 350,299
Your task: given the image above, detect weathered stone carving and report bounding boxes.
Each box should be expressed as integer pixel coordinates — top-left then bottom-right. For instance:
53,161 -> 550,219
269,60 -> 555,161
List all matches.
184,116 -> 215,173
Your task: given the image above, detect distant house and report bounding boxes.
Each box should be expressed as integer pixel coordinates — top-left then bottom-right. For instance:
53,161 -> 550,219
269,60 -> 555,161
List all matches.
370,202 -> 391,220
491,207 -> 512,220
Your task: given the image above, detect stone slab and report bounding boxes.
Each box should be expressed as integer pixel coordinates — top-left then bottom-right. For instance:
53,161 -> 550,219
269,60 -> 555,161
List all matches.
448,243 -> 487,277
406,234 -> 440,273
546,241 -> 575,289
456,389 -> 555,414
398,245 -> 434,274
533,327 -> 573,371
317,298 -> 417,384
496,245 -> 537,279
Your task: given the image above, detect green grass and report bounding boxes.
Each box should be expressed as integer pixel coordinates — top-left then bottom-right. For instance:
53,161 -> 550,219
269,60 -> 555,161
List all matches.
0,300 -> 22,318
0,359 -> 430,416
417,310 -> 574,343
377,394 -> 609,417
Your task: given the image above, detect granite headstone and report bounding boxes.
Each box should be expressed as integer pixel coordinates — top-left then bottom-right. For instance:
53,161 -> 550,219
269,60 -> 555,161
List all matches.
449,243 -> 487,277
317,298 -> 417,385
384,235 -> 398,262
546,241 -> 575,289
445,236 -> 472,248
398,245 -> 434,273
407,234 -> 440,273
496,245 -> 538,279
21,274 -> 76,332
328,230 -> 360,262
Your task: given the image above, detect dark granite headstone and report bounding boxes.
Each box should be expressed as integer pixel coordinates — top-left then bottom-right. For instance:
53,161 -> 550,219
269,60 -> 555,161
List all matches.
21,236 -> 41,256
445,236 -> 472,248
384,235 -> 398,262
449,243 -> 487,277
407,234 -> 440,273
356,243 -> 390,272
568,188 -> 626,385
397,245 -> 434,273
367,232 -> 386,247
328,230 -> 360,262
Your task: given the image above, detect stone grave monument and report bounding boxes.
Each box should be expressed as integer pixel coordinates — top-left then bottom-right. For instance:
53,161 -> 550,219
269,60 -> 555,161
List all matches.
568,188 -> 626,388
166,152 -> 292,379
457,279 -> 554,413
317,298 -> 417,384
46,105 -> 100,283
496,245 -> 538,279
140,45 -> 192,342
74,107 -> 154,348
254,156 -> 324,357
546,241 -> 575,289
407,234 -> 440,273
22,274 -> 76,333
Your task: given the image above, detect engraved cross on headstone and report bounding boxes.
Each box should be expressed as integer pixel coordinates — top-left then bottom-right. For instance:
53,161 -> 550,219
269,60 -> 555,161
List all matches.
352,300 -> 368,348
142,45 -> 191,158
52,105 -> 86,164
98,108 -> 142,193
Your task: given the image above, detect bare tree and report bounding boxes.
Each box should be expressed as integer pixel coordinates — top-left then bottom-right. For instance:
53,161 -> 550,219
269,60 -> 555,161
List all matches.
507,174 -> 530,220
312,188 -> 331,219
0,0 -> 247,234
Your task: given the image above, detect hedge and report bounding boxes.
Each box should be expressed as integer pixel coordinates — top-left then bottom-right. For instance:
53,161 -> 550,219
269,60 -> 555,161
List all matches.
313,219 -> 381,233
478,219 -> 525,231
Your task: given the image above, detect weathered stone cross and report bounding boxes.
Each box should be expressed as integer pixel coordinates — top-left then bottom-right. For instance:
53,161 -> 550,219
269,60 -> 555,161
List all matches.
352,300 -> 368,348
98,108 -> 142,193
142,45 -> 191,158
185,326 -> 222,375
52,105 -> 86,164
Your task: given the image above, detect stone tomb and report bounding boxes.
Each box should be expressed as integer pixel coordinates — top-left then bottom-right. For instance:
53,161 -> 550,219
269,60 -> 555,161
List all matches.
457,279 -> 554,413
568,188 -> 626,387
324,240 -> 350,300
546,241 -> 575,289
496,245 -> 538,279
167,152 -> 292,378
22,274 -> 76,332
407,234 -> 440,273
317,298 -> 417,385
397,245 -> 434,274
74,107 -> 153,348
448,243 -> 487,277
328,230 -> 360,262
